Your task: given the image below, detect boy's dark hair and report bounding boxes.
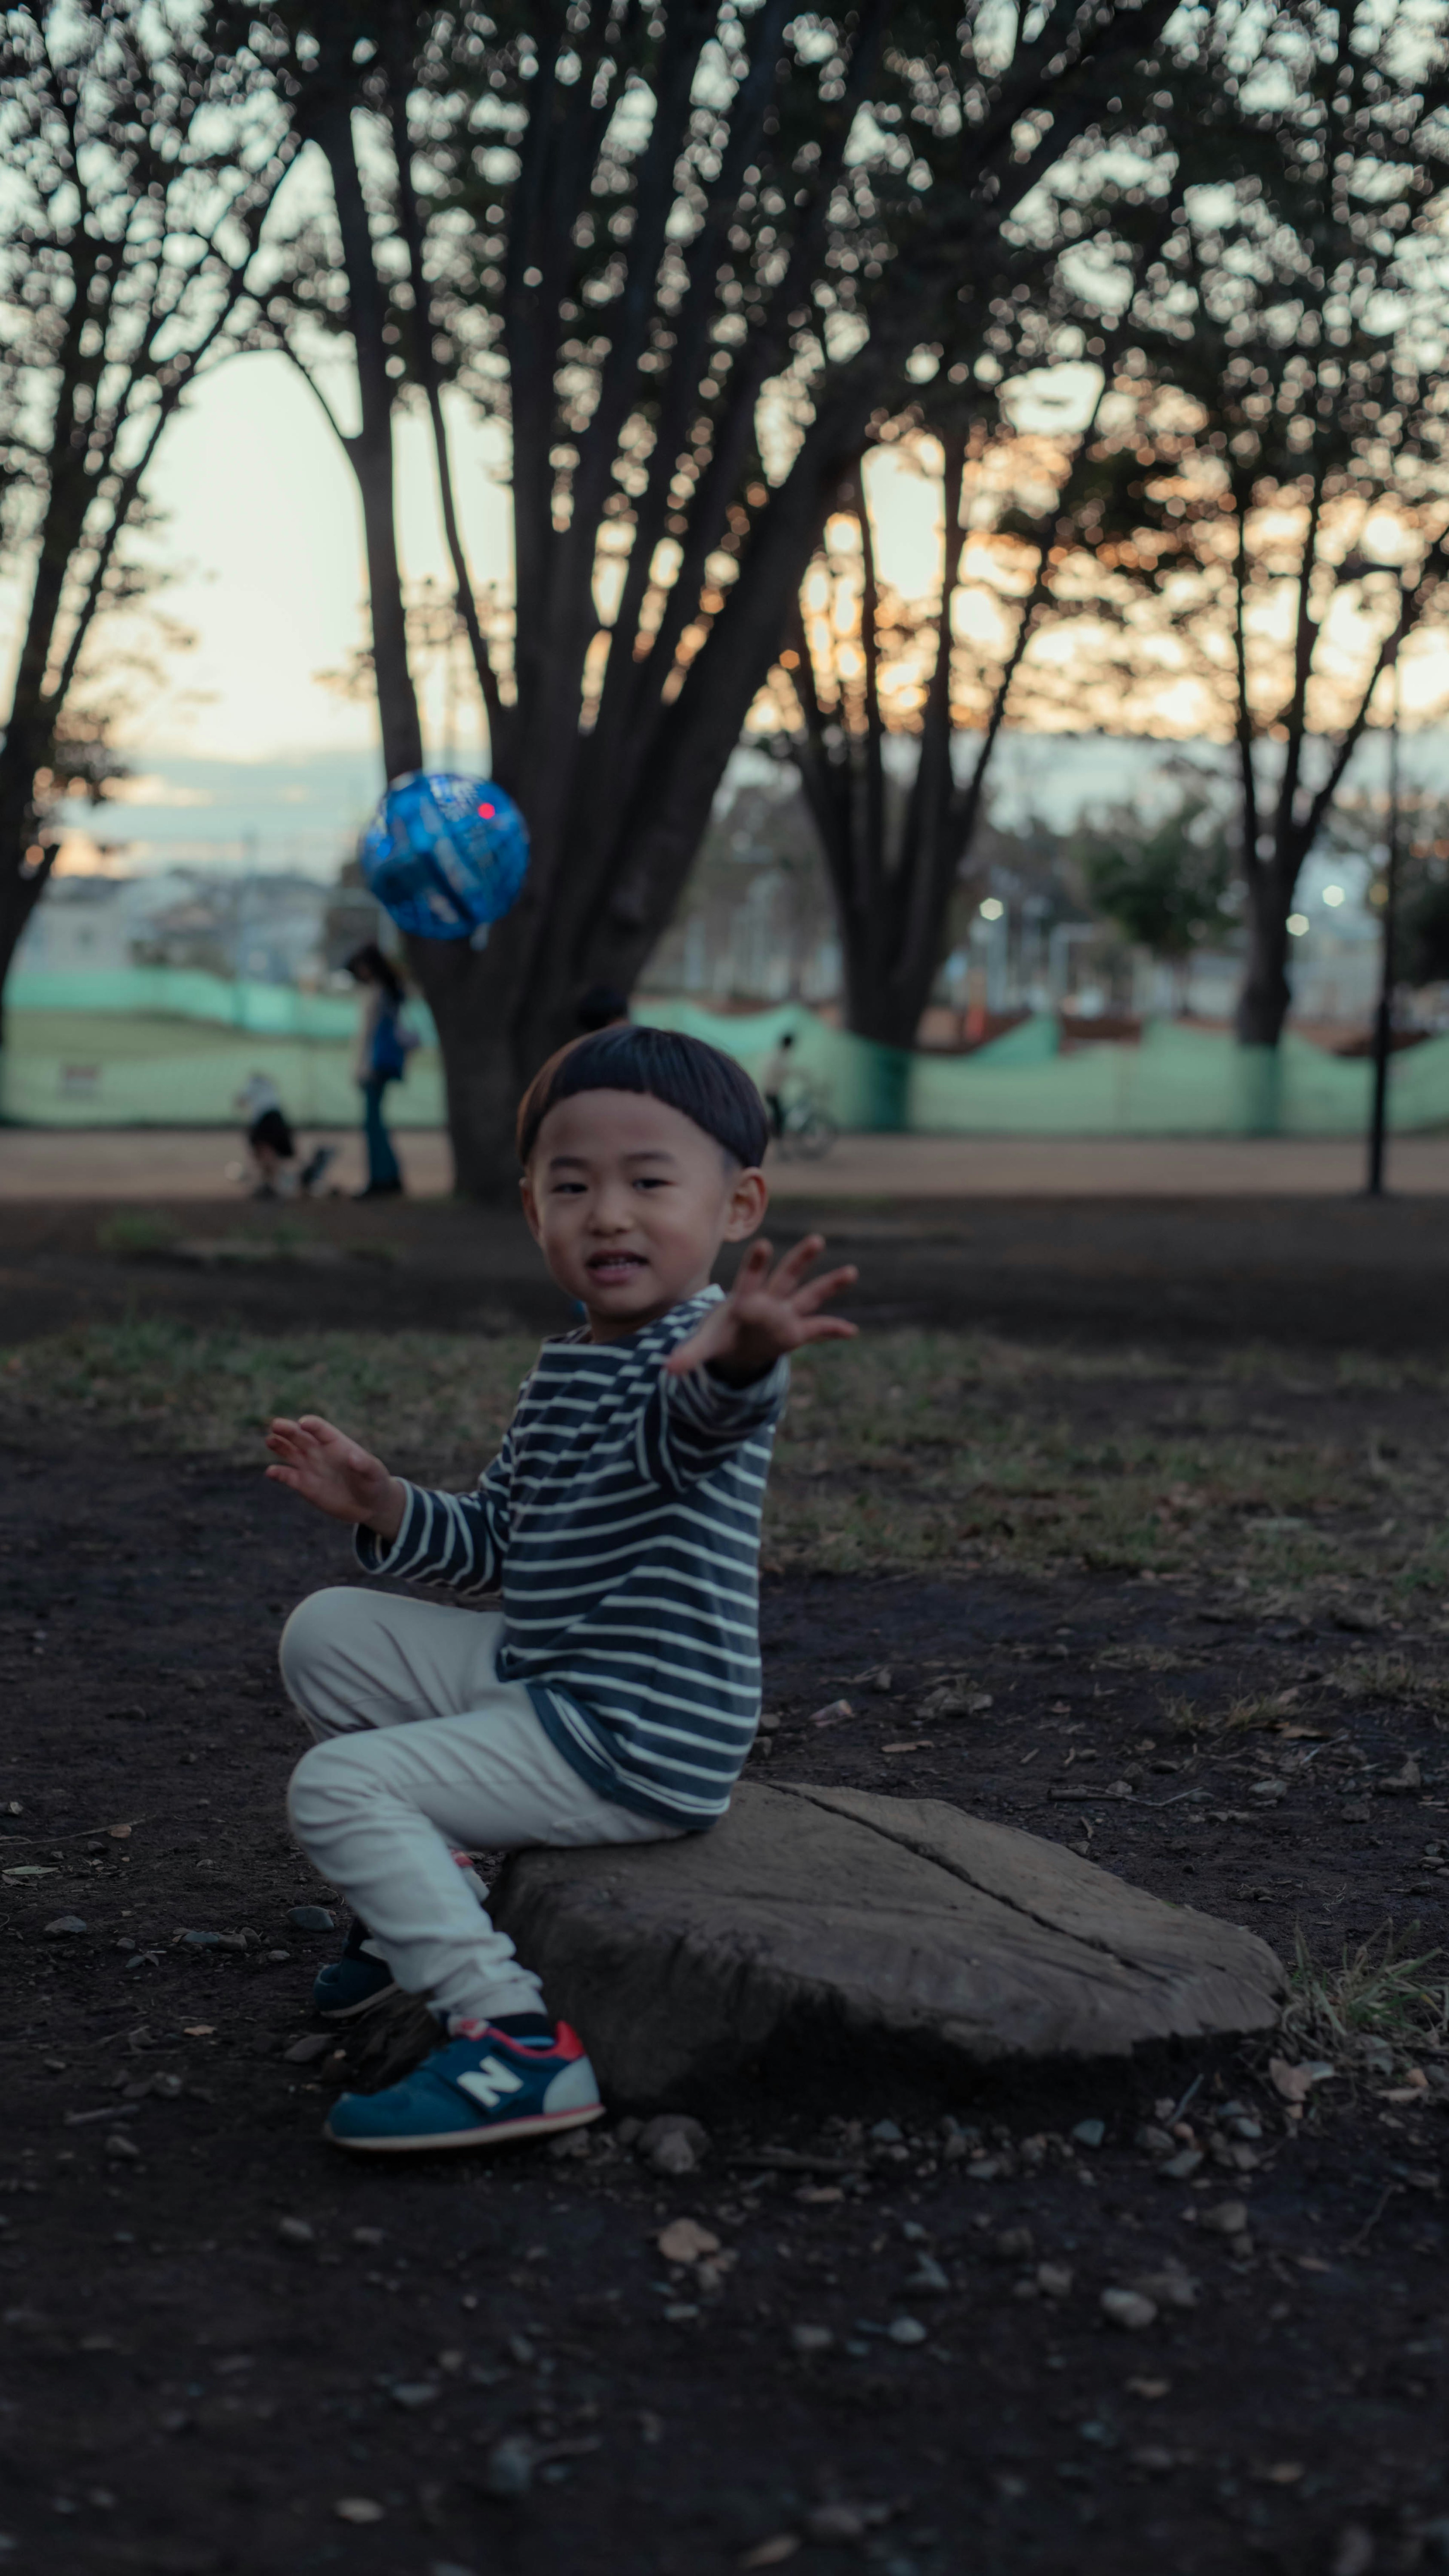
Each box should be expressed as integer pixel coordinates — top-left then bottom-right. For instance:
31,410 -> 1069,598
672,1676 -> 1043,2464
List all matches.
517,1024 -> 769,1169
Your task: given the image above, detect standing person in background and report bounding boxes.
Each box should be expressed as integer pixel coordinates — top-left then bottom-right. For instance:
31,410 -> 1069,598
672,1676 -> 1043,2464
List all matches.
346,943 -> 414,1200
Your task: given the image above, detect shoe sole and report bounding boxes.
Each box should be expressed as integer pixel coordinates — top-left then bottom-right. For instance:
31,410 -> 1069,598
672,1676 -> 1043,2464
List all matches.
314,1982 -> 398,2023
325,2102 -> 605,2155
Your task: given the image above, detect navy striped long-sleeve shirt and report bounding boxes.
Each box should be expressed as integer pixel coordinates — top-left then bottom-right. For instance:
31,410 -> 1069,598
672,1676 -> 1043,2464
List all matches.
355,1288 -> 788,1827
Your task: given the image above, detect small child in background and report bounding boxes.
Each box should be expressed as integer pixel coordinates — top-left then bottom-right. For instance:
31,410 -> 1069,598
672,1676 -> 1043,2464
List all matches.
233,1072 -> 334,1199
265,1024 -> 856,2155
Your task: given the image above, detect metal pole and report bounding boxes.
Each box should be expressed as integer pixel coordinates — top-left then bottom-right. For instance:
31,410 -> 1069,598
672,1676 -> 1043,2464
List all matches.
1366,657 -> 1401,1198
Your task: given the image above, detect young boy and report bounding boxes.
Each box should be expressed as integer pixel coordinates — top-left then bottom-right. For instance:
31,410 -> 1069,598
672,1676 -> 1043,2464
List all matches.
265,1024 -> 856,2154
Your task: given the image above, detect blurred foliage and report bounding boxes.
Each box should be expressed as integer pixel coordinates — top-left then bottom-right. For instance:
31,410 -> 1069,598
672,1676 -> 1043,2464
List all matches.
1074,791 -> 1235,975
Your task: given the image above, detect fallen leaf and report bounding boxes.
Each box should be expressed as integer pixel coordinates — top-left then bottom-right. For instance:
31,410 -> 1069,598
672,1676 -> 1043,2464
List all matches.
182,2025 -> 215,2039
1255,2461 -> 1304,2487
738,2538 -> 800,2569
1126,2377 -> 1171,2400
334,2497 -> 385,2524
806,1700 -> 852,1728
1268,2056 -> 1335,2108
657,2218 -> 721,2266
882,1741 -> 931,1755
918,1681 -> 993,1719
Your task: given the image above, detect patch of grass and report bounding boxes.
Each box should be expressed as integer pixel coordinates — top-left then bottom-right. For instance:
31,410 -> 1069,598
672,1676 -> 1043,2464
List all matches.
1156,1692 -> 1203,1736
6,1317 -> 1449,1588
95,1211 -> 180,1257
1221,1689 -> 1301,1732
0,1315 -> 536,1476
1279,1926 -> 1449,2077
1331,1654 -> 1417,1703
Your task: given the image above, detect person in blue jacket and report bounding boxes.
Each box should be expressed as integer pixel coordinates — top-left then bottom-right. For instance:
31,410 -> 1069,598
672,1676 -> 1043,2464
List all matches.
346,942 -> 414,1199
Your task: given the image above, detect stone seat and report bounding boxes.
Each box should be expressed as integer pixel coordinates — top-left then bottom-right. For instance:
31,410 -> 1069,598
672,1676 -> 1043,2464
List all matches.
491,1781 -> 1284,2107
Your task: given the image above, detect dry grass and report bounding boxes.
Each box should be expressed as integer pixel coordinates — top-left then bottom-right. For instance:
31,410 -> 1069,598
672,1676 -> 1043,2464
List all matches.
1280,1926 -> 1449,2078
0,1315 -> 537,1477
5,1315 -> 1449,1594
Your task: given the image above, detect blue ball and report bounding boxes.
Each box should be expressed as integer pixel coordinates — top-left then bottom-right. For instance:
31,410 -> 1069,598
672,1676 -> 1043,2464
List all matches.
358,771 -> 529,942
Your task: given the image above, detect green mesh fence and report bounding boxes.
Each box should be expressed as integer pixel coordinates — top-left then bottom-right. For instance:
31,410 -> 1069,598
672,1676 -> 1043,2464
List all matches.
2,972 -> 443,1129
638,997 -> 1449,1136
3,966 -> 1446,1135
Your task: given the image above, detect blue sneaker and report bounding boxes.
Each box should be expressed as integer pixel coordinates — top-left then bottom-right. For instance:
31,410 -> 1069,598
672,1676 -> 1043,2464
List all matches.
324,2020 -> 603,2155
312,1918 -> 395,2021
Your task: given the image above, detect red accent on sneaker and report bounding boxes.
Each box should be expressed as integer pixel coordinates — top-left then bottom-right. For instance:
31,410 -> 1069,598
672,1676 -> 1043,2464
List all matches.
552,2022 -> 586,2062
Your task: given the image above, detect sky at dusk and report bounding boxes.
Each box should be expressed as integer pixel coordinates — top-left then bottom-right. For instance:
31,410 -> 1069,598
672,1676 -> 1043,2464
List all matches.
132,353 -> 511,765
6,349 -> 1448,881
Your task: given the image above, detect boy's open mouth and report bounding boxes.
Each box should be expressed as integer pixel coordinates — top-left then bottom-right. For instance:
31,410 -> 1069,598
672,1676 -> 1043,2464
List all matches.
586,1252 -> 647,1282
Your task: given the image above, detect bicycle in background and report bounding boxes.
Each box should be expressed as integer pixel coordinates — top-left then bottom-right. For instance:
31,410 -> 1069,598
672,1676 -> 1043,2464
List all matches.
772,1080 -> 837,1160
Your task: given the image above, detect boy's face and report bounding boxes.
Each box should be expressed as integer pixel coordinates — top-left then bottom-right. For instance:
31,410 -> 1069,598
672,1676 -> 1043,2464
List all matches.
521,1088 -> 767,1340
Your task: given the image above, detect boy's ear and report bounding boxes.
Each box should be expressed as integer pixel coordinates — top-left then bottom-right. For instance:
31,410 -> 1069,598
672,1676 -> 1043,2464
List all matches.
721,1166 -> 768,1241
519,1171 -> 543,1244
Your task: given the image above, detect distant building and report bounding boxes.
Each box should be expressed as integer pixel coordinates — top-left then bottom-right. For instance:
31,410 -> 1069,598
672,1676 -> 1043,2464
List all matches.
15,867 -> 338,986
14,875 -> 135,974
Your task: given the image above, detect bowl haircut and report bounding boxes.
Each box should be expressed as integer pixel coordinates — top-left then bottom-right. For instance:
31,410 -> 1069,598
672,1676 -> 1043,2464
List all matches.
517,1025 -> 769,1170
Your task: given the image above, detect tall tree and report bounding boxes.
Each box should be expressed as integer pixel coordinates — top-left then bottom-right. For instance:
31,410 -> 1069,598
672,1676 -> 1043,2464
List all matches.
774,393 -> 1109,1056
1044,0 -> 1449,1047
263,0 -> 1181,1191
0,2 -> 297,1025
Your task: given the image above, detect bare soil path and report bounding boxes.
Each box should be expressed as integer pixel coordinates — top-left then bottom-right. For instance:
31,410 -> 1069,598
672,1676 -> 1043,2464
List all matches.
6,1125 -> 1449,1203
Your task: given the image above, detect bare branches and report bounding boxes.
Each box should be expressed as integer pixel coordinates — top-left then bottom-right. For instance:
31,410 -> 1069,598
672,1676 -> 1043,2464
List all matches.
0,0 -> 298,1013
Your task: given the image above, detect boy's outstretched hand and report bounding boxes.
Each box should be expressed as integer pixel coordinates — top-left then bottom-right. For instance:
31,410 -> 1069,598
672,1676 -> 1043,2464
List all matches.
665,1235 -> 857,1385
265,1414 -> 408,1541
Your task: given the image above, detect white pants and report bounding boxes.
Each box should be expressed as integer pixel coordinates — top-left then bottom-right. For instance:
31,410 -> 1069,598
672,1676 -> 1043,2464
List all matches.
281,1587 -> 683,2024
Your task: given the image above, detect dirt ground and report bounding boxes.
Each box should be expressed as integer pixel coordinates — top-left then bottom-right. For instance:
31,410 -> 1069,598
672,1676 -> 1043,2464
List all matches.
2,1206 -> 1449,2576
10,1182 -> 1449,1348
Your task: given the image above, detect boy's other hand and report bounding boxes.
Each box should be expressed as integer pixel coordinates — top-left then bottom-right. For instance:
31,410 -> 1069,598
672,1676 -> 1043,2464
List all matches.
665,1235 -> 857,1385
265,1415 -> 408,1540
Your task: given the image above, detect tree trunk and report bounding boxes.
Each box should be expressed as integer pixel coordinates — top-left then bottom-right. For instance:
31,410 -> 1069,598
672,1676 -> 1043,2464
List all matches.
320,0 -> 1181,1191
391,400 -> 855,1197
1235,861 -> 1295,1047
306,83 -> 424,785
0,734 -> 54,1052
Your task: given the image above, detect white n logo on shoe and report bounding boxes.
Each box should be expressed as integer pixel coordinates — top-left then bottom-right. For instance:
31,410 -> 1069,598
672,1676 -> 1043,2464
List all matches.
456,2056 -> 526,2112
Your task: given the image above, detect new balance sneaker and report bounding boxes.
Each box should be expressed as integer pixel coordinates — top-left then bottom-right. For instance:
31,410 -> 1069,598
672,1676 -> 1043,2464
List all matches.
311,1917 -> 395,2021
324,2020 -> 602,2154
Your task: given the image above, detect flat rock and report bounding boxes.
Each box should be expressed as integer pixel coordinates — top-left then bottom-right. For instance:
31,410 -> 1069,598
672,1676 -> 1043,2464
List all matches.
491,1783 -> 1283,2106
